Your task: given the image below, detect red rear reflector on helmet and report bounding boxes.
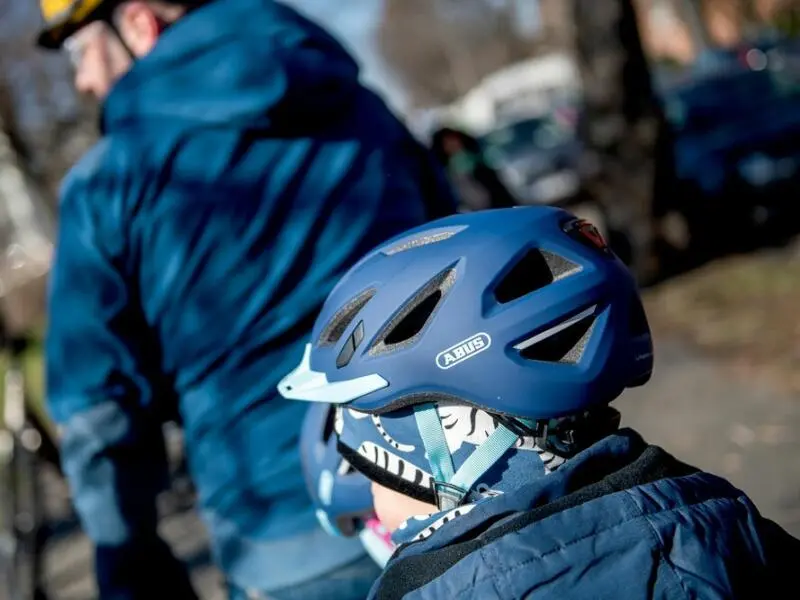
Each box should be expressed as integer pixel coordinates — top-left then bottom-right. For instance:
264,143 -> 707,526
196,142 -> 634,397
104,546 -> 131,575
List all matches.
563,218 -> 610,254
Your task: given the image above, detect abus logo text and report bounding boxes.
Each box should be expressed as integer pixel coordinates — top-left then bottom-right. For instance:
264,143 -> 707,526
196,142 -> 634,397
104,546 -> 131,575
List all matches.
436,333 -> 492,370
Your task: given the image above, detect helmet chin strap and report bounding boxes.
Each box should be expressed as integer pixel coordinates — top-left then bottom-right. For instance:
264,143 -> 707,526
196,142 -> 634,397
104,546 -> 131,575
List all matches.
106,19 -> 137,60
97,2 -> 136,60
414,404 -> 519,511
102,7 -> 173,62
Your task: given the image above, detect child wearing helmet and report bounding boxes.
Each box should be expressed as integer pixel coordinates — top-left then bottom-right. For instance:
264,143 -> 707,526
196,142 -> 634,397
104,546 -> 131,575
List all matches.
280,207 -> 800,599
299,402 -> 396,567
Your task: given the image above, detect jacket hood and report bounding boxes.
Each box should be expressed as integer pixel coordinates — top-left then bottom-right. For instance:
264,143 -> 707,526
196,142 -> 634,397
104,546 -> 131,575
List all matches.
102,0 -> 361,132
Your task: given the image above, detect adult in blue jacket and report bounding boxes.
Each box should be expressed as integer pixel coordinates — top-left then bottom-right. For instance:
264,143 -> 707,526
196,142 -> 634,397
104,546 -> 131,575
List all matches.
37,0 -> 456,598
278,207 -> 800,599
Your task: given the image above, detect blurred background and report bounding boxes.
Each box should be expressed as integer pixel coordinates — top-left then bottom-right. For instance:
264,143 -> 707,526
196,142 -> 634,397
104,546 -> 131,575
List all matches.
0,0 -> 799,598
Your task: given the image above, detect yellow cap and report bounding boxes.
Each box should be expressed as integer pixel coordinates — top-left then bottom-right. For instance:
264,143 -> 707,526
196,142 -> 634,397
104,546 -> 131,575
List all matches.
37,0 -> 109,49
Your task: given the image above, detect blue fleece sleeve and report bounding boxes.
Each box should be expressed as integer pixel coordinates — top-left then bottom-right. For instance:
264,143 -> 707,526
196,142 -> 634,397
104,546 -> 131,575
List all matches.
46,165 -> 197,600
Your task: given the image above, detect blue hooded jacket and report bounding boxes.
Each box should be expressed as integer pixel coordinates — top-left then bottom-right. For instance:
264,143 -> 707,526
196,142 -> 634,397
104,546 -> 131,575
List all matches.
45,0 -> 455,597
370,430 -> 800,600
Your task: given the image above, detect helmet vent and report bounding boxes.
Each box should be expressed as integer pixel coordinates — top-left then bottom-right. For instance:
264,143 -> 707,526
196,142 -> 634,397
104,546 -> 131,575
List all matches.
381,226 -> 468,256
384,291 -> 441,345
542,250 -> 582,280
319,288 -> 376,346
336,320 -> 365,368
495,249 -> 581,304
370,266 -> 457,355
515,306 -> 596,364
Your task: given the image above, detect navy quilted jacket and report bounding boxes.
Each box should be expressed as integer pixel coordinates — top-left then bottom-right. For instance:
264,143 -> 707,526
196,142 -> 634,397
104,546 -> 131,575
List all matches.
372,429 -> 800,600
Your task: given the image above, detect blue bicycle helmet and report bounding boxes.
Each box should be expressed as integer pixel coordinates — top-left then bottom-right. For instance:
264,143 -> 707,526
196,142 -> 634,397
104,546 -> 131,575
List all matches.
281,207 -> 653,511
300,402 -> 374,537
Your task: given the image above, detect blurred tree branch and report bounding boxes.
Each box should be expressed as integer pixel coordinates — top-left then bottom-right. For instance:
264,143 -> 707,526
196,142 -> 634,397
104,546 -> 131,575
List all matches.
677,0 -> 713,52
572,0 -> 674,283
0,74 -> 35,171
0,92 -> 55,332
377,0 -> 535,106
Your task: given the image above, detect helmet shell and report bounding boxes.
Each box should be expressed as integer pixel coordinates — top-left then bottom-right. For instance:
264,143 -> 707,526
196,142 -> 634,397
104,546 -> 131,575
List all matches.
281,207 -> 652,420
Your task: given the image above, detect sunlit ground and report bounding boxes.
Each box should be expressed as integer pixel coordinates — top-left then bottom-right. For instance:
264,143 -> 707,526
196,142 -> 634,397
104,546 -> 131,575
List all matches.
645,238 -> 800,397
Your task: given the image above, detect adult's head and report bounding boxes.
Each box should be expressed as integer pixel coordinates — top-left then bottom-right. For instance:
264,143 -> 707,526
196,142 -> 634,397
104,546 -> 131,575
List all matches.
38,0 -> 197,99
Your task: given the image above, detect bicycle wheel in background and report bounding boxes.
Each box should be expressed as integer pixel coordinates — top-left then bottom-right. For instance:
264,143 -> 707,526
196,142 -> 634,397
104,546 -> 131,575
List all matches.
0,420 -> 19,600
0,75 -> 57,600
2,337 -> 49,600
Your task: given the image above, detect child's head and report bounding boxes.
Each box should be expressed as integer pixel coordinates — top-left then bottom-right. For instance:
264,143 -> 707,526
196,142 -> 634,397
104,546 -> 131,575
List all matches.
281,207 -> 653,529
299,402 -> 398,565
370,480 -> 436,532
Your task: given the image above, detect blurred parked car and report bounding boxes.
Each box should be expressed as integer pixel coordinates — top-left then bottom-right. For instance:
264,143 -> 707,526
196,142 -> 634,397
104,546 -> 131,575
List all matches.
478,104 -> 582,206
694,34 -> 800,76
661,58 -> 800,248
465,38 -> 800,271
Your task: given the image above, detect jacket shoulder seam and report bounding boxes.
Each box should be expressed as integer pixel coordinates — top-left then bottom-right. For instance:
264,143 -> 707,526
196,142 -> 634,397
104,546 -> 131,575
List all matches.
622,488 -> 692,600
445,493 -> 736,598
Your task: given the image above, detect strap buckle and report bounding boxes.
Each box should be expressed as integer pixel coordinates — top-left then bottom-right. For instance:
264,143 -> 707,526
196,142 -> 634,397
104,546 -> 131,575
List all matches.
433,480 -> 467,511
